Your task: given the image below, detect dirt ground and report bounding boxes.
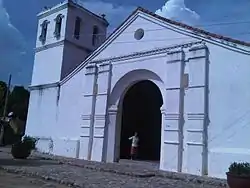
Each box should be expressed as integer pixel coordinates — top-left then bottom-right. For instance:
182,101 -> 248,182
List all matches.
0,170 -> 68,188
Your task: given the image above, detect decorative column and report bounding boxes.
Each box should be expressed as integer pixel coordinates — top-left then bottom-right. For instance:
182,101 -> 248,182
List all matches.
79,64 -> 98,160
91,62 -> 112,162
182,43 -> 209,176
162,49 -> 185,172
160,105 -> 166,170
106,105 -> 119,163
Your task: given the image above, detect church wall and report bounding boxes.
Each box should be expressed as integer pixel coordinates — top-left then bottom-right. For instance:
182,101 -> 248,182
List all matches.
95,55 -> 168,163
206,44 -> 250,178
65,6 -> 107,52
32,46 -> 64,86
68,15 -> 193,162
25,87 -> 59,154
32,6 -> 69,86
56,68 -> 86,158
61,44 -> 89,79
28,7 -> 250,178
28,1 -> 108,160
27,67 -> 86,158
86,13 -> 250,178
60,5 -> 107,80
91,15 -> 198,61
36,8 -> 68,49
88,15 -> 196,166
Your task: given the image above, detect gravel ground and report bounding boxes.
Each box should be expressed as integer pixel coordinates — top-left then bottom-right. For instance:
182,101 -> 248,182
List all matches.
0,170 -> 68,188
0,149 -> 228,188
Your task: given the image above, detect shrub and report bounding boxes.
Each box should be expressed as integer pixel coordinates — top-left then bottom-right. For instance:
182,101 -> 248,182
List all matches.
228,162 -> 250,176
22,136 -> 38,150
11,135 -> 38,159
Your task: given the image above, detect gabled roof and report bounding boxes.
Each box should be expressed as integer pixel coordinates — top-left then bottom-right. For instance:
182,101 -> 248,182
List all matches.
108,7 -> 250,47
59,6 -> 250,85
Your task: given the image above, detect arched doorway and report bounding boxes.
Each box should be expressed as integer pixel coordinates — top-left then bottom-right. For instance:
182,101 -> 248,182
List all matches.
119,80 -> 163,161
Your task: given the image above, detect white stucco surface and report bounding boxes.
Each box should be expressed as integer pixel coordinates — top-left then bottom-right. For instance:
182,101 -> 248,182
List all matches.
26,4 -> 250,178
27,1 -> 107,158
36,8 -> 68,49
207,45 -> 250,178
32,1 -> 107,85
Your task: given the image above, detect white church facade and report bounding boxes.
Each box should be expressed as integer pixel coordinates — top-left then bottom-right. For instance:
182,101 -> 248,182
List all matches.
26,0 -> 250,178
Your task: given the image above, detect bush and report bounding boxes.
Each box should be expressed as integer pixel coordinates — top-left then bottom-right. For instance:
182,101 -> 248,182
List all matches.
22,136 -> 37,150
228,162 -> 250,176
11,135 -> 38,159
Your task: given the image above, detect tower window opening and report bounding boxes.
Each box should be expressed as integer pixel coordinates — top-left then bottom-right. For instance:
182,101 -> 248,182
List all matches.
92,26 -> 99,46
74,17 -> 81,40
39,20 -> 49,44
54,14 -> 63,38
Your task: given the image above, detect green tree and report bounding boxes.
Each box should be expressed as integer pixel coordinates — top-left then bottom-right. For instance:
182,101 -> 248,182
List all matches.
0,81 -> 7,116
8,86 -> 30,121
0,83 -> 30,146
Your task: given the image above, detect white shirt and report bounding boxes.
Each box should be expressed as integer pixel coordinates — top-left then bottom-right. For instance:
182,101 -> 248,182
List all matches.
129,136 -> 139,147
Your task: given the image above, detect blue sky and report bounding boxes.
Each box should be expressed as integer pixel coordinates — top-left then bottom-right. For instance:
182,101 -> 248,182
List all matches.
0,0 -> 250,86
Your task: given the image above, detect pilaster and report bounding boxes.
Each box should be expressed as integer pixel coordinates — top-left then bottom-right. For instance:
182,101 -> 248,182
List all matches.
79,64 -> 98,160
161,50 -> 185,172
91,62 -> 112,162
105,105 -> 119,162
182,43 -> 209,175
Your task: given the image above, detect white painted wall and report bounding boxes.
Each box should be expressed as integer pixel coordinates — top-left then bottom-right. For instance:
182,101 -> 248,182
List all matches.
26,87 -> 58,138
32,5 -> 68,86
83,13 -> 250,178
92,15 -> 197,60
32,46 -> 64,86
27,1 -> 108,158
60,4 -> 107,79
57,68 -> 86,158
32,1 -> 108,85
83,14 -> 199,169
65,5 -> 107,51
26,72 -> 85,158
61,44 -> 89,79
27,8 -> 250,179
207,45 -> 250,178
36,8 -> 68,48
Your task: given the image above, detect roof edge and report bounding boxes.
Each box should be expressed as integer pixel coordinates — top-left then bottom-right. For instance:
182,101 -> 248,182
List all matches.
37,0 -> 109,26
60,6 -> 250,86
136,6 -> 250,47
68,1 -> 109,26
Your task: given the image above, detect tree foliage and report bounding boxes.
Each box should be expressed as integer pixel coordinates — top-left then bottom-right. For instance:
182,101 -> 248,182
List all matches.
0,81 -> 30,122
0,81 -> 8,116
8,86 -> 30,121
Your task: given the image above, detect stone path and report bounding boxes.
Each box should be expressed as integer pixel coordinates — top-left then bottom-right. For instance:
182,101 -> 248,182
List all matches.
0,170 -> 68,188
0,148 -> 228,188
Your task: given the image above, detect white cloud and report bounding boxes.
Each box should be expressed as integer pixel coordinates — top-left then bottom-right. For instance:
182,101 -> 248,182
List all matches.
0,0 -> 26,53
0,0 -> 27,83
155,0 -> 200,25
79,1 -> 135,32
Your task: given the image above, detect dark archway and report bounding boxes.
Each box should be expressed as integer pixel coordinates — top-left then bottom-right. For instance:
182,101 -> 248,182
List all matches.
119,80 -> 163,161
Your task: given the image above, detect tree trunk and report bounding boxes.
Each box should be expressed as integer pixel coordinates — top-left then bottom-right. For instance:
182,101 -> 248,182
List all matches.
0,122 -> 4,146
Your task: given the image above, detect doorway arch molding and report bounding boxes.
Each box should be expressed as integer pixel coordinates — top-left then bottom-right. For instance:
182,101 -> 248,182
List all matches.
105,69 -> 166,163
109,69 -> 166,108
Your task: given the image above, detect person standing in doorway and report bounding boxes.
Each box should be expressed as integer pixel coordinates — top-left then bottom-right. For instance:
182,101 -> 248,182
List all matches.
129,132 -> 139,160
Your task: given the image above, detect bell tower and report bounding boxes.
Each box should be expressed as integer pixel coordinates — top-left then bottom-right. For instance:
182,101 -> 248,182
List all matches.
31,0 -> 109,86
